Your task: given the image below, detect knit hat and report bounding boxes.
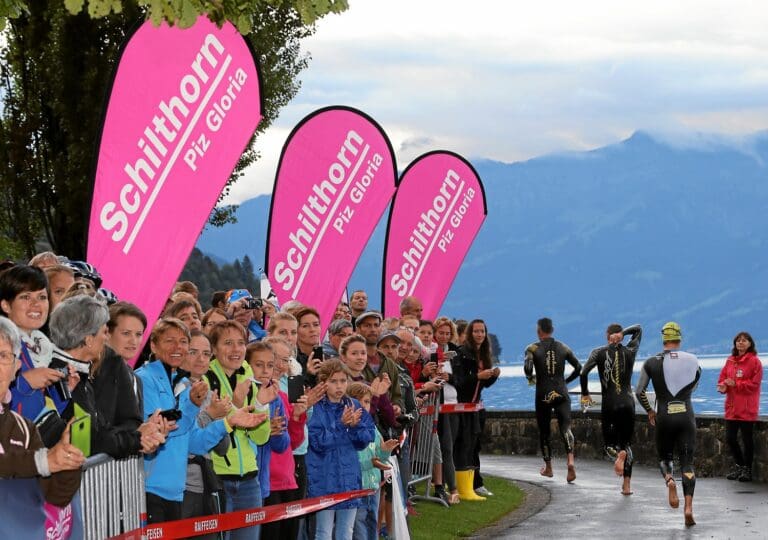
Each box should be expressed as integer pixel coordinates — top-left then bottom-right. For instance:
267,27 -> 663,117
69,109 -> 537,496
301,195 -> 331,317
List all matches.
661,321 -> 682,342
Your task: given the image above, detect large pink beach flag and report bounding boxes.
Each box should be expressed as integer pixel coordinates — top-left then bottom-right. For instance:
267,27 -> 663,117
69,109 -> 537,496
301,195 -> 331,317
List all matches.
266,106 -> 397,332
382,151 -> 487,319
87,16 -> 262,364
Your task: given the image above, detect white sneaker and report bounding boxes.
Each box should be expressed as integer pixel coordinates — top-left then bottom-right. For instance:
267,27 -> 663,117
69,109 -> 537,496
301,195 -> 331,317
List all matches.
475,486 -> 493,496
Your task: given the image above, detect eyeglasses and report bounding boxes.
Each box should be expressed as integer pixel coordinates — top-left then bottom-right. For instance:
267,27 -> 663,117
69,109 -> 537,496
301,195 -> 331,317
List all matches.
0,351 -> 16,366
188,349 -> 212,359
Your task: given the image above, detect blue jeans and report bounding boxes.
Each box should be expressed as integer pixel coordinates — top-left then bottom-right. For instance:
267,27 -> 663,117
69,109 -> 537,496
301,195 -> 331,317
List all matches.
398,441 -> 411,507
315,507 -> 356,540
354,491 -> 381,540
223,476 -> 262,540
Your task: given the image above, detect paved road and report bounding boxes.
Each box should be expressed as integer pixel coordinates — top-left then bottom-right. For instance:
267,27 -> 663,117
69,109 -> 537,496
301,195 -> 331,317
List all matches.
478,455 -> 768,539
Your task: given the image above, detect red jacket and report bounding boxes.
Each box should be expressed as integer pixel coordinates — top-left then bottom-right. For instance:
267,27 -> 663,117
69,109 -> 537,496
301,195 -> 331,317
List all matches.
718,352 -> 763,421
269,391 -> 306,492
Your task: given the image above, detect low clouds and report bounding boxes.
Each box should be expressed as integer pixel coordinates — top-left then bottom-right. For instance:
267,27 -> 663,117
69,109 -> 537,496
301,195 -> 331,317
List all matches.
223,0 -> 768,203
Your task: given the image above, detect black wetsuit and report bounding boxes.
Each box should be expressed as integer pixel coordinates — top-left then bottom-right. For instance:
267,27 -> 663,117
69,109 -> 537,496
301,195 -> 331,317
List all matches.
635,349 -> 701,496
524,338 -> 582,461
581,325 -> 642,477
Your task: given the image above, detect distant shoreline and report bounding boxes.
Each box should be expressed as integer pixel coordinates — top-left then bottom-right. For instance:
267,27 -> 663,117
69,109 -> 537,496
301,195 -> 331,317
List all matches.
494,354 -> 767,377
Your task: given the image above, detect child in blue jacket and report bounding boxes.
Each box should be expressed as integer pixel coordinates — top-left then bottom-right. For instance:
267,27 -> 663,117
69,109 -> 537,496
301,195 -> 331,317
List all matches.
307,359 -> 375,540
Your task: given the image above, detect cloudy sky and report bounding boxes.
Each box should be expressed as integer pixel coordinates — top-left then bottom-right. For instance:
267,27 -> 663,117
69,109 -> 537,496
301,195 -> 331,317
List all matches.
223,0 -> 768,203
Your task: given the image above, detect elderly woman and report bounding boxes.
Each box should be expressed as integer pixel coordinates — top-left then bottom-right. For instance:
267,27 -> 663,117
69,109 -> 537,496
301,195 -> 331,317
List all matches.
1,265 -> 78,423
0,316 -> 83,516
48,295 -> 166,457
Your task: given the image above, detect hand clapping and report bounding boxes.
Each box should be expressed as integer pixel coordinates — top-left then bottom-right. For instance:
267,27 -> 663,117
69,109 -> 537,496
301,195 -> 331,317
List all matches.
341,404 -> 362,427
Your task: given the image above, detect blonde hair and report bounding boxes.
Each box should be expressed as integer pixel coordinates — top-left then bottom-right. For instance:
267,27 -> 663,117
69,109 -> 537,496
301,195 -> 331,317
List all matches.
150,318 -> 191,344
433,316 -> 458,343
267,312 -> 297,333
44,264 -> 74,280
347,381 -> 372,401
382,317 -> 400,331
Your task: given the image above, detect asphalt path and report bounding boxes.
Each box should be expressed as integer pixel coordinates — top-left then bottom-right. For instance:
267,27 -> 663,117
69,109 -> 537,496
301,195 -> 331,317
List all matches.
472,454 -> 768,539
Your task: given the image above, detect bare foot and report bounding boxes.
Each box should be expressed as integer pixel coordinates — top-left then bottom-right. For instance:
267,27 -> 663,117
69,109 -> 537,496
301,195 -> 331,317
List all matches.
621,478 -> 632,495
666,478 -> 679,508
567,464 -> 576,483
614,450 -> 627,476
540,464 -> 553,477
684,496 -> 695,526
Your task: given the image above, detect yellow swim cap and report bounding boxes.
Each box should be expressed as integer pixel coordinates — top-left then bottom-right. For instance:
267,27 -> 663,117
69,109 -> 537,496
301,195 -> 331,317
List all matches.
661,321 -> 682,342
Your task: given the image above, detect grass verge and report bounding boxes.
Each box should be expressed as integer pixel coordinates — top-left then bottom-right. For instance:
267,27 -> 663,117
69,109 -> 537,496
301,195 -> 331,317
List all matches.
408,476 -> 525,539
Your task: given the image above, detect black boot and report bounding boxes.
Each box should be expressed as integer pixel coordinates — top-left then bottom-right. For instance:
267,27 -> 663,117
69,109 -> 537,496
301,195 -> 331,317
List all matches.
738,466 -> 752,482
726,465 -> 742,480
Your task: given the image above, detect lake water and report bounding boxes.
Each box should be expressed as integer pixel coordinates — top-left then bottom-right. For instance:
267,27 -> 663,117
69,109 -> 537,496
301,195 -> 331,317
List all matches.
483,355 -> 768,416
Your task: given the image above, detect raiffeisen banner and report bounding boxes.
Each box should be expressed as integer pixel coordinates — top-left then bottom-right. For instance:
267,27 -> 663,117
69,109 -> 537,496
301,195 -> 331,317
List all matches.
382,151 -> 487,319
87,16 -> 261,365
266,106 -> 396,331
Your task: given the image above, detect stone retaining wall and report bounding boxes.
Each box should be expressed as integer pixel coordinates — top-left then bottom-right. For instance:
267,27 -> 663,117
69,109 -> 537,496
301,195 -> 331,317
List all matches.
483,411 -> 767,482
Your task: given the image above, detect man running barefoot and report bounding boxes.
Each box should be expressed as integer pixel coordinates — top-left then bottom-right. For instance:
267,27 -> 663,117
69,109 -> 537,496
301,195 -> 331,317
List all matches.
581,323 -> 642,495
524,318 -> 582,483
635,322 -> 701,527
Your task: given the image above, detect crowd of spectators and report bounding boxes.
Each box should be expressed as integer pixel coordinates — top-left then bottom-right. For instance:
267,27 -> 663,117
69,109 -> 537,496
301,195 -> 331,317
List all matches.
0,252 -> 498,539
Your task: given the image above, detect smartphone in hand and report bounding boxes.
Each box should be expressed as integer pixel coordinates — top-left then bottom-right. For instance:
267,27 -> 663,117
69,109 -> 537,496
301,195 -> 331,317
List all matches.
71,413 -> 92,457
287,375 -> 305,403
312,346 -> 324,362
159,409 -> 182,421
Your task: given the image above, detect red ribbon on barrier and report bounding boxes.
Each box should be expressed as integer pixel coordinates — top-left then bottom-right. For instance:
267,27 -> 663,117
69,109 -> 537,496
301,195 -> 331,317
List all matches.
439,402 -> 485,414
110,488 -> 373,540
418,405 -> 436,416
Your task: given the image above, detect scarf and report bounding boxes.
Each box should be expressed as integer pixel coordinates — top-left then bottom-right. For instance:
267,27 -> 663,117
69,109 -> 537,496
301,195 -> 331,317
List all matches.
20,330 -> 53,368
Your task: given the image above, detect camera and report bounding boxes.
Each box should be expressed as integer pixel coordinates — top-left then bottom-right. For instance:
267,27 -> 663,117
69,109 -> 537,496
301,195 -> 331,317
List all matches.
243,297 -> 263,310
52,367 -> 71,401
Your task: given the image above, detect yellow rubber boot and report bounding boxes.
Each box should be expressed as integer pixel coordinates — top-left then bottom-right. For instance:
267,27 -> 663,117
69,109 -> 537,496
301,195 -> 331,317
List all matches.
456,470 -> 486,501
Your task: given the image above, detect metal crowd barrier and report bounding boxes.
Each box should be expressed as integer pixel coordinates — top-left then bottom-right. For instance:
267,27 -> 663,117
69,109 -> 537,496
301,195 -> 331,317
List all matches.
81,453 -> 145,540
407,391 -> 447,507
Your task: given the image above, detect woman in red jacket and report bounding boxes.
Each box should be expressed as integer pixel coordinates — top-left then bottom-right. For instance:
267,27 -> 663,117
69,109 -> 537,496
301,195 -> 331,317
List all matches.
717,331 -> 763,482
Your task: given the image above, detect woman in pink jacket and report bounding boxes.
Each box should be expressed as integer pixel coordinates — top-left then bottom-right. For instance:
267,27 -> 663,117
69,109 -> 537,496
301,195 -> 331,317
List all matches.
717,331 -> 763,482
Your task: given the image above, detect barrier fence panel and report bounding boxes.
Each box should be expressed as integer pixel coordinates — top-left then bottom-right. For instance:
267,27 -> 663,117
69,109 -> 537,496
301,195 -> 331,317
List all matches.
81,454 -> 145,540
407,391 -> 447,507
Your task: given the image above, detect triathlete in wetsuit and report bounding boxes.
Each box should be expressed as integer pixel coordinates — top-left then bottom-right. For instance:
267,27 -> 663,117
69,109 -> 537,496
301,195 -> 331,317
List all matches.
635,321 -> 701,527
524,317 -> 582,482
580,323 -> 641,495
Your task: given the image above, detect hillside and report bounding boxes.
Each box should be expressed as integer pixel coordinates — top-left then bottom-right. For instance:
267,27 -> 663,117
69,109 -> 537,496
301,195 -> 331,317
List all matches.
196,131 -> 768,360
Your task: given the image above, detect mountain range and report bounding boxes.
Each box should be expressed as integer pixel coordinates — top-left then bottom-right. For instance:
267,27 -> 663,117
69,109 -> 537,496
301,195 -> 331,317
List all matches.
196,130 -> 768,362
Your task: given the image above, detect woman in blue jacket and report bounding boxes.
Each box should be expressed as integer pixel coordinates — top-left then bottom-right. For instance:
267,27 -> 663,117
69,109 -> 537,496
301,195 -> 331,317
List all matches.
307,359 -> 375,540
